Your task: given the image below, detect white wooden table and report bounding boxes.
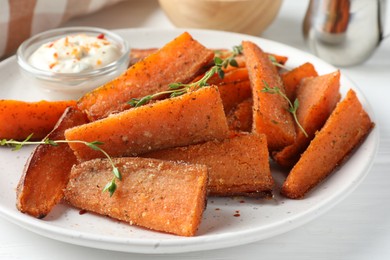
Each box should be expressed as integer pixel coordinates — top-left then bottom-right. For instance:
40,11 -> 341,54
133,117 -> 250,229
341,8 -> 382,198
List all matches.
1,1 -> 389,259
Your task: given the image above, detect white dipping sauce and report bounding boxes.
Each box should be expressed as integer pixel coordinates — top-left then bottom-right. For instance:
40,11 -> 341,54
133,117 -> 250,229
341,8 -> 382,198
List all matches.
28,33 -> 121,73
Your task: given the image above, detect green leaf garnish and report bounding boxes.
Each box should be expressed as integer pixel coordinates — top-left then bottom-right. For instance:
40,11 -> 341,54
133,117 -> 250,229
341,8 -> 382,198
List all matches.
103,178 -> 117,197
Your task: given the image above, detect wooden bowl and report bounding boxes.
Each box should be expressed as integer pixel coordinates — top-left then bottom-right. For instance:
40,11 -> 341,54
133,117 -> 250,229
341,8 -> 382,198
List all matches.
158,0 -> 282,35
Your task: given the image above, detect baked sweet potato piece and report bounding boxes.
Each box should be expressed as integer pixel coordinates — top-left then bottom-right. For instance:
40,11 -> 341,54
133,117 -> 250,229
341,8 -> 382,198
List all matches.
65,86 -> 229,161
273,71 -> 341,168
207,66 -> 249,85
227,98 -> 253,132
16,107 -> 89,218
78,32 -> 214,121
0,99 -> 76,140
269,53 -> 288,67
144,133 -> 273,197
197,67 -> 251,113
64,157 -> 208,237
127,48 -> 271,67
242,41 -> 296,151
281,62 -> 318,101
128,48 -> 158,66
216,69 -> 250,106
218,80 -> 252,114
215,50 -> 288,71
281,89 -> 374,199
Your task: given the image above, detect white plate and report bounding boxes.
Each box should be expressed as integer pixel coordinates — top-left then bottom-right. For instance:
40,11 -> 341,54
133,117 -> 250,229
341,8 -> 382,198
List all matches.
0,28 -> 379,254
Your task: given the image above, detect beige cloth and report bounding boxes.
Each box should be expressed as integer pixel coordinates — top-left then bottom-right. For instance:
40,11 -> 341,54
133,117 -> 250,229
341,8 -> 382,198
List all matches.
0,0 -> 124,59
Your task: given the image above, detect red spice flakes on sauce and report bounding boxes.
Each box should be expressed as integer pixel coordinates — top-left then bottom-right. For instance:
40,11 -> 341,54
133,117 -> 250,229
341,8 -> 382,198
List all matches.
234,210 -> 240,217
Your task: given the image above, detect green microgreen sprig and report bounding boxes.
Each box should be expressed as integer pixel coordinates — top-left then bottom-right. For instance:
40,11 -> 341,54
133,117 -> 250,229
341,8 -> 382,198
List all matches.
1,134 -> 121,197
261,81 -> 308,137
128,45 -> 243,108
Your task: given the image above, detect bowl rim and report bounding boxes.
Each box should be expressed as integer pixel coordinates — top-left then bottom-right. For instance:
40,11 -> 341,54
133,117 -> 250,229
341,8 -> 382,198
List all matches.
16,26 -> 130,81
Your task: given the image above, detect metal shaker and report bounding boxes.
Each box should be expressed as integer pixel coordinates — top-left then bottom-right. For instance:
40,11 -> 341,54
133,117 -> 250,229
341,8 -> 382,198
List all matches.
303,0 -> 387,66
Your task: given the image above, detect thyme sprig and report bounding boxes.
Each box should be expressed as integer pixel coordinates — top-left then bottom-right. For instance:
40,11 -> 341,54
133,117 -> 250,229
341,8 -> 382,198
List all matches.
1,134 -> 121,197
268,55 -> 290,71
128,45 -> 243,108
261,81 -> 308,137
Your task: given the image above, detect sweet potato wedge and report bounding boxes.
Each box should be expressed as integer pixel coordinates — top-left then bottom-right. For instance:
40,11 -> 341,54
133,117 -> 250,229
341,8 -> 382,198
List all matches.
281,89 -> 374,199
208,66 -> 249,85
16,107 -> 89,218
215,50 -> 288,71
242,41 -> 296,151
227,98 -> 253,132
0,99 -> 76,140
273,71 -> 341,168
196,67 -> 251,113
128,48 -> 158,66
218,80 -> 252,114
64,157 -> 208,237
65,86 -> 229,161
269,53 -> 288,66
77,32 -> 214,121
281,62 -> 318,101
144,133 -> 273,197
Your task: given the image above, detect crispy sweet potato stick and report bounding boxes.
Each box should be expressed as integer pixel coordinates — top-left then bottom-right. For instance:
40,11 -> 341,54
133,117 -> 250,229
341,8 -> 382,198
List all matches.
128,48 -> 158,66
78,32 -> 214,121
281,89 -> 374,199
65,157 -> 208,237
0,100 -> 76,140
214,50 -> 288,71
227,98 -> 253,132
273,71 -> 341,168
218,79 -> 252,114
281,62 -> 318,101
16,107 -> 89,218
242,41 -> 296,151
195,67 -> 251,113
269,53 -> 288,66
144,133 -> 273,197
65,86 -> 229,161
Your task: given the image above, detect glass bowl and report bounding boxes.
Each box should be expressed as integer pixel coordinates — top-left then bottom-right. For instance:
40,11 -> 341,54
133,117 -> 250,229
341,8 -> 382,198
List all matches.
16,27 -> 130,99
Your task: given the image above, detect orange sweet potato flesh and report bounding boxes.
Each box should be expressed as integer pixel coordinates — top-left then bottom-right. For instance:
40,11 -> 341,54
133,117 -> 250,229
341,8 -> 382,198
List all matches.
207,66 -> 249,85
129,48 -> 158,66
218,80 -> 252,114
16,107 -> 89,218
269,53 -> 288,66
242,41 -> 296,151
273,71 -> 341,168
281,62 -> 318,101
281,89 -> 375,199
227,98 -> 253,132
144,133 -> 273,197
77,32 -> 214,121
215,50 -> 288,71
65,86 -> 229,161
64,157 -> 208,237
207,68 -> 251,113
0,100 -> 76,141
